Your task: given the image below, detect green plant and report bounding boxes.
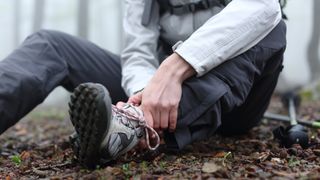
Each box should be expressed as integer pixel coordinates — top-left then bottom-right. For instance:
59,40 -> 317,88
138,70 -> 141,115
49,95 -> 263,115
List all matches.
122,163 -> 132,179
222,151 -> 232,166
159,161 -> 166,169
288,156 -> 300,167
140,161 -> 148,172
11,155 -> 22,166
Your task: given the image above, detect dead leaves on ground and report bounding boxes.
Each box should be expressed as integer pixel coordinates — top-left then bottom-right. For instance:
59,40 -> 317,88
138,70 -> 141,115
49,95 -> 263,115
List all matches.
2,98 -> 320,179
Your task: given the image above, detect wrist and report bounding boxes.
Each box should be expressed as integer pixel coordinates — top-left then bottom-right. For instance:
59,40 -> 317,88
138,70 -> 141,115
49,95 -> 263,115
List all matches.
161,53 -> 196,83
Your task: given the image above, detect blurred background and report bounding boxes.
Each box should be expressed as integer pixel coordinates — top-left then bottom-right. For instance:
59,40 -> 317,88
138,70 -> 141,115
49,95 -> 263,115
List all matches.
0,0 -> 123,111
0,0 -> 319,111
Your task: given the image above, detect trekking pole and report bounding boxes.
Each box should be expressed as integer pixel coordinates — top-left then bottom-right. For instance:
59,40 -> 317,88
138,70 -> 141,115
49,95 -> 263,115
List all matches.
264,112 -> 320,129
265,92 -> 309,148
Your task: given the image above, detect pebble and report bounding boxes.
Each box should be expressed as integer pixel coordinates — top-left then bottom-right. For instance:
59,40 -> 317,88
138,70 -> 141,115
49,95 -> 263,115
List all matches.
279,149 -> 288,159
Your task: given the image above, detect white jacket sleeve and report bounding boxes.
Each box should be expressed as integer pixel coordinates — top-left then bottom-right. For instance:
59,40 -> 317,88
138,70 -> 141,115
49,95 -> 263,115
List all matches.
121,0 -> 160,96
174,0 -> 282,76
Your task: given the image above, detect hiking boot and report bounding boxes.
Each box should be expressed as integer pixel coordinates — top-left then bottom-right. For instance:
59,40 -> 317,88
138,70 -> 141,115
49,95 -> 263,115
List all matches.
68,83 -> 159,168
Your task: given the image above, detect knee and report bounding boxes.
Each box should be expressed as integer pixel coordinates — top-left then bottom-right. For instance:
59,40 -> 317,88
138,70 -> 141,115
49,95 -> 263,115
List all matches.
36,29 -> 63,38
25,29 -> 63,45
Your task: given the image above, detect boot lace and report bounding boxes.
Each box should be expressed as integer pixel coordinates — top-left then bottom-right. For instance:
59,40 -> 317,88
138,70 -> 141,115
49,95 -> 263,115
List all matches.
111,104 -> 160,151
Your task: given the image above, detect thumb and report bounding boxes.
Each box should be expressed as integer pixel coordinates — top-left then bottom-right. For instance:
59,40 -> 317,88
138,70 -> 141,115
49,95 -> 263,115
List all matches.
128,92 -> 142,105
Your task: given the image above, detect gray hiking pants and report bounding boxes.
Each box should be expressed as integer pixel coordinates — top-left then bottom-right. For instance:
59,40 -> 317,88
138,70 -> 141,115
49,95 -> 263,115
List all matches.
0,21 -> 286,151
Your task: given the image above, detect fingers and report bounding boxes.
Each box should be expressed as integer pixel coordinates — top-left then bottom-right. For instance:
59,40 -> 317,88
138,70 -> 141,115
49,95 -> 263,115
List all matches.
169,106 -> 178,132
160,110 -> 169,129
153,110 -> 160,130
116,101 -> 125,108
158,102 -> 178,131
142,102 -> 178,132
128,92 -> 142,105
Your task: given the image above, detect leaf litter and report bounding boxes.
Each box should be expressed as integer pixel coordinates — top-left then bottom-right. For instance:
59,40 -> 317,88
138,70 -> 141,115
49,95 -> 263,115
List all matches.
0,96 -> 320,179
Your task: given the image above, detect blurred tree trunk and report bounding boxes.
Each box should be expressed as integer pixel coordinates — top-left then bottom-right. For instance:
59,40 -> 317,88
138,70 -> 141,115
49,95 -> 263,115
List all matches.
33,0 -> 45,32
308,0 -> 320,81
78,0 -> 89,38
118,0 -> 124,50
13,0 -> 21,47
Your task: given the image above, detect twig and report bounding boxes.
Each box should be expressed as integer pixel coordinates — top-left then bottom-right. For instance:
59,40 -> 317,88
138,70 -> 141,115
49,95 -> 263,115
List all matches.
32,167 -> 50,177
36,161 -> 73,171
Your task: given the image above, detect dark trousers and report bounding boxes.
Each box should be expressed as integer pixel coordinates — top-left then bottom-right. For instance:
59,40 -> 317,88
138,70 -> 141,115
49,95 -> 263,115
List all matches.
0,21 -> 286,151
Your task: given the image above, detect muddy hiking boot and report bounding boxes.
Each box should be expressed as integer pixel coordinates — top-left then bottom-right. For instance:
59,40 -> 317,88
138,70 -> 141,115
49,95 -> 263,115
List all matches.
68,83 -> 160,168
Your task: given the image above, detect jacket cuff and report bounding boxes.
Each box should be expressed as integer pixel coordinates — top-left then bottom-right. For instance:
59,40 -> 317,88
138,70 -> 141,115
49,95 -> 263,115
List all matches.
173,41 -> 207,77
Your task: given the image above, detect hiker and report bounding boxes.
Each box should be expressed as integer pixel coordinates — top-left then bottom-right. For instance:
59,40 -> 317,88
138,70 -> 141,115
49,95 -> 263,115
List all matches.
68,0 -> 287,168
0,0 -> 286,168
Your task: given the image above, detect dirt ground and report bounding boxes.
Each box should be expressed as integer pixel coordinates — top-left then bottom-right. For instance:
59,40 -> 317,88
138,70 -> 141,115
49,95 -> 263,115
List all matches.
1,96 -> 320,179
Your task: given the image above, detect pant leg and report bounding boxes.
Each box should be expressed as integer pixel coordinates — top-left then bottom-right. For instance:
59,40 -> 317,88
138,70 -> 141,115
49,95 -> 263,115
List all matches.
164,21 -> 287,150
218,49 -> 284,135
0,30 -> 127,134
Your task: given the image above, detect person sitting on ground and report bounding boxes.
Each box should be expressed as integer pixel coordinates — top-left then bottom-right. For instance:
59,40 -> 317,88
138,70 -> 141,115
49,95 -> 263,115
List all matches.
0,0 -> 286,169
68,0 -> 287,168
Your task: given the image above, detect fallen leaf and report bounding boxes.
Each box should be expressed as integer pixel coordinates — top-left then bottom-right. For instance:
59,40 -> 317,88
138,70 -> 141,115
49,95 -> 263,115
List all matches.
251,152 -> 269,162
20,151 -> 31,161
202,162 -> 221,173
259,153 -> 270,162
313,149 -> 320,156
272,170 -> 295,178
271,158 -> 284,164
214,152 -> 227,158
111,167 -> 122,175
16,128 -> 28,136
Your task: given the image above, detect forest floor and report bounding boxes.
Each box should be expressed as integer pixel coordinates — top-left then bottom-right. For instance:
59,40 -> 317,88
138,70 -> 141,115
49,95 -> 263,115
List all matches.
1,96 -> 320,179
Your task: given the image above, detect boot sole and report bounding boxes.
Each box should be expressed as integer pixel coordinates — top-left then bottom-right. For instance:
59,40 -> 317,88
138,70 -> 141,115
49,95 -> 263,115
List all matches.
68,83 -> 112,169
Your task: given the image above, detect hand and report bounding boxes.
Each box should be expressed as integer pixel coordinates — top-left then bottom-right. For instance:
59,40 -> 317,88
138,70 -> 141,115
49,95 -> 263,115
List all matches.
140,53 -> 196,132
141,75 -> 181,132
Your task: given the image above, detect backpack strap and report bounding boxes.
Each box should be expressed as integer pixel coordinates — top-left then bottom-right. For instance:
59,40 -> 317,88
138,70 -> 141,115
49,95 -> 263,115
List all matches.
158,0 -> 227,15
279,0 -> 288,19
141,0 -> 156,26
